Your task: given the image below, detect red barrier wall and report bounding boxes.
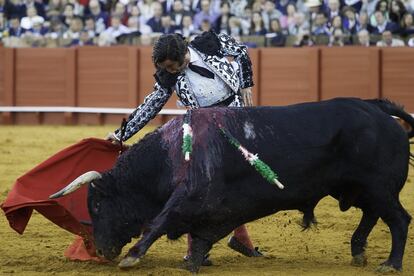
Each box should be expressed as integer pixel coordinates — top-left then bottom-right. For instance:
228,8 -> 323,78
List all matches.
320,47 -> 380,100
382,48 -> 414,112
0,48 -> 5,107
259,48 -> 319,106
1,46 -> 414,125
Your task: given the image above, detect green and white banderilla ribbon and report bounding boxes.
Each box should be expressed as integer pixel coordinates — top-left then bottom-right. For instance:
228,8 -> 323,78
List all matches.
182,111 -> 193,161
219,125 -> 284,189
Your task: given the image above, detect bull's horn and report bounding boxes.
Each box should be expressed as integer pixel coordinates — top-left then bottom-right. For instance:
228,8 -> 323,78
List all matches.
49,171 -> 102,199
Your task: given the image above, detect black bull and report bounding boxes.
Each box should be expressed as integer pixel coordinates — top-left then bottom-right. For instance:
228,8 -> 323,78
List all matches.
50,98 -> 413,273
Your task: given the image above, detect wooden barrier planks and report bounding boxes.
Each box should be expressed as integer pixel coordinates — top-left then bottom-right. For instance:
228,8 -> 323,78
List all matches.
382,48 -> 414,112
320,47 -> 380,100
259,48 -> 319,106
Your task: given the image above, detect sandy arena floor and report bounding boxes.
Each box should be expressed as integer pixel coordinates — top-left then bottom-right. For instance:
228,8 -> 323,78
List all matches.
0,126 -> 413,276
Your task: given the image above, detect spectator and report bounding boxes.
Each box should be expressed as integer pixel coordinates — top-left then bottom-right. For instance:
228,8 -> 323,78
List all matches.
361,0 -> 379,16
138,0 -> 157,22
146,1 -> 163,32
190,0 -> 202,14
330,15 -> 342,32
199,17 -> 212,32
112,1 -> 128,26
389,0 -> 407,25
86,0 -> 109,34
20,6 -> 45,30
0,11 -> 5,37
46,16 -> 66,44
239,5 -> 252,35
62,15 -> 83,46
100,15 -> 130,44
376,30 -> 405,46
357,11 -> 373,32
356,29 -> 372,46
289,12 -> 309,35
77,29 -> 95,45
312,11 -> 330,36
228,16 -> 242,36
251,0 -> 262,13
61,3 -> 75,27
306,0 -> 324,32
0,0 -> 5,14
5,0 -> 26,20
249,11 -> 266,35
213,1 -> 234,34
47,0 -> 65,19
261,0 -> 282,30
371,10 -> 399,34
342,6 -> 358,34
7,15 -> 24,37
193,0 -> 219,30
177,14 -> 197,37
24,0 -> 46,19
210,0 -> 223,17
161,0 -> 175,14
128,5 -> 146,27
370,0 -> 389,27
329,28 -> 346,46
67,0 -> 84,16
21,19 -> 48,47
276,0 -> 291,15
84,15 -> 97,38
127,15 -> 152,35
139,33 -> 153,46
160,14 -> 177,34
400,12 -> 414,36
229,0 -> 248,17
280,3 -> 296,29
326,0 -> 341,21
266,18 -> 287,46
170,0 -> 190,28
294,32 -> 314,46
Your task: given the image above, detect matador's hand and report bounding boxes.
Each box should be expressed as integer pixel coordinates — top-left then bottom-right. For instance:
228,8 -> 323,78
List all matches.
105,132 -> 121,145
241,87 -> 253,107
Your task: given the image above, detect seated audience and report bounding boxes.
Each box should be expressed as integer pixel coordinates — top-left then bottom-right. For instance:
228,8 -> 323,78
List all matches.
376,30 -> 405,46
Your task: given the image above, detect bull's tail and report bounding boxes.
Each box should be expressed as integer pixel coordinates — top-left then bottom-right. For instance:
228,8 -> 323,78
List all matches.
365,99 -> 414,138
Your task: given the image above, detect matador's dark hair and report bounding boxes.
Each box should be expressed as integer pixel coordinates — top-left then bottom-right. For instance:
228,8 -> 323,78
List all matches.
152,34 -> 188,67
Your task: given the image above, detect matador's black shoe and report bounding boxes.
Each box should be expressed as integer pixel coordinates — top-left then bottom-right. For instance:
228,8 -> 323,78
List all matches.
227,236 -> 263,257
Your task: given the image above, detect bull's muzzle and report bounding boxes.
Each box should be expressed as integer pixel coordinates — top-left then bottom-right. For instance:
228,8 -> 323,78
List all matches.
49,171 -> 102,199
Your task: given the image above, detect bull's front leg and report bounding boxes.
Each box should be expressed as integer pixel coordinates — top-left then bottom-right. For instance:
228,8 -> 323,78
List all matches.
118,225 -> 164,269
118,186 -> 186,269
187,235 -> 213,273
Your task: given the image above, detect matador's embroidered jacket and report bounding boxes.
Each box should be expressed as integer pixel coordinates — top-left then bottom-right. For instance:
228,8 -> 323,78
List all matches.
114,31 -> 254,141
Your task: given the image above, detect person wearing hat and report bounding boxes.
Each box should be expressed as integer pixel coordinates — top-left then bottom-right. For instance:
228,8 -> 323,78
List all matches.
305,0 -> 325,36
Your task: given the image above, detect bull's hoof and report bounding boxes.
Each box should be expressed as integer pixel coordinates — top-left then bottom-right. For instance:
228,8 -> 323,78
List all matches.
375,264 -> 401,273
350,253 -> 367,267
118,256 -> 140,269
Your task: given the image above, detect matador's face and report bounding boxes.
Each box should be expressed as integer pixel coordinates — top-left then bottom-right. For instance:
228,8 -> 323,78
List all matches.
157,50 -> 191,74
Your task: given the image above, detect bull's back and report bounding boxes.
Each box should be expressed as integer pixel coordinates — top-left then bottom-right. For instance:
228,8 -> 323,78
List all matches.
192,98 -> 406,206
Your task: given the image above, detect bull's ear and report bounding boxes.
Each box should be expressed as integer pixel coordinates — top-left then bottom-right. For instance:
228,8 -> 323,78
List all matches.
49,171 -> 102,199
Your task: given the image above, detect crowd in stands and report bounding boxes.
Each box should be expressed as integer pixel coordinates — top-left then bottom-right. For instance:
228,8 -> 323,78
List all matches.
1,0 -> 414,47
